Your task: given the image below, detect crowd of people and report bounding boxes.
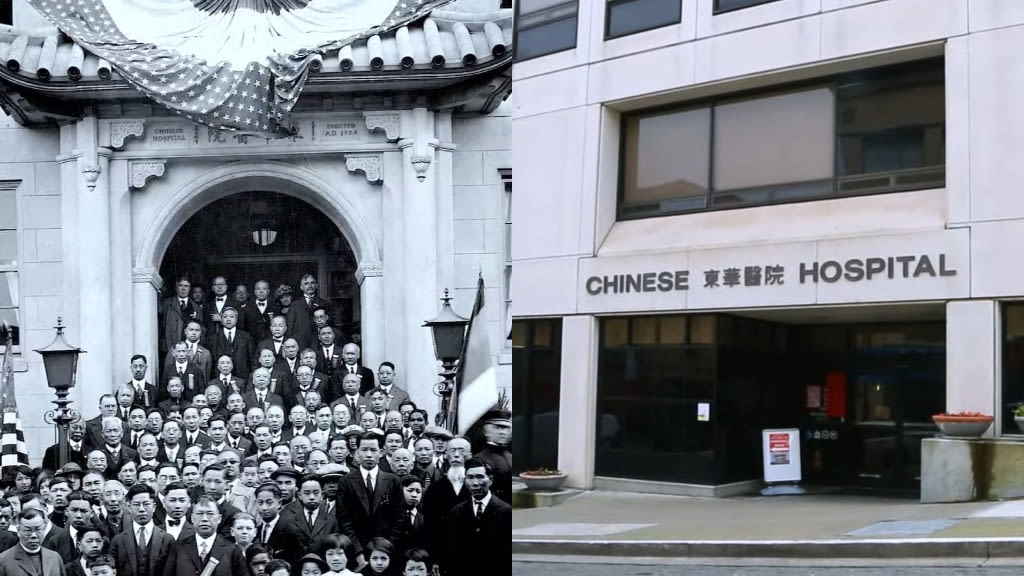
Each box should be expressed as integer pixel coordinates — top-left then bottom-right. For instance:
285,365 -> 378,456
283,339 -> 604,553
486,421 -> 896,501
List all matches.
0,274 -> 512,576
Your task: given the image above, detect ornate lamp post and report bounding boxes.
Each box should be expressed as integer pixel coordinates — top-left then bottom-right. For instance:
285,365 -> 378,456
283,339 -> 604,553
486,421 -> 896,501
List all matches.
423,290 -> 468,431
34,318 -> 85,469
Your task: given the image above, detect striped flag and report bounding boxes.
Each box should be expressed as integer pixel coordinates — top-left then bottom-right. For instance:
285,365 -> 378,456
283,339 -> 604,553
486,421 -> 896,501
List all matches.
0,333 -> 29,471
449,275 -> 498,435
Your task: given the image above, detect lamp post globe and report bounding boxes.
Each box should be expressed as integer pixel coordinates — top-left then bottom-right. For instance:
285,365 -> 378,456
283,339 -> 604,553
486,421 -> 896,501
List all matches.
423,290 -> 468,431
34,318 -> 84,468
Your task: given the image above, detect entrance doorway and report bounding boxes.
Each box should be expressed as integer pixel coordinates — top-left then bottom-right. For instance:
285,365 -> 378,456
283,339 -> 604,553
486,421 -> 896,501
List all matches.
159,190 -> 359,345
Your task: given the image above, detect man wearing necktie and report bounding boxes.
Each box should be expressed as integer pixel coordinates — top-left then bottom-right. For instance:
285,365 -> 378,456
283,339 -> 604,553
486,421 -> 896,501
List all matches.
159,277 -> 199,358
443,459 -> 512,576
210,308 -> 254,380
340,344 -> 375,395
109,484 -> 174,576
334,431 -> 406,557
162,496 -> 248,576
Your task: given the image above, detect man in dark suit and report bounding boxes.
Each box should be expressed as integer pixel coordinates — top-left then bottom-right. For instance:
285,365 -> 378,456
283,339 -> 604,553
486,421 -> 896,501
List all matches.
311,309 -> 345,353
209,356 -> 247,398
443,459 -> 511,576
126,357 -> 159,411
229,285 -> 252,333
199,464 -> 240,539
161,342 -> 208,402
329,374 -> 369,423
334,431 -> 406,556
209,308 -> 254,380
421,437 -> 472,559
163,321 -> 213,384
110,484 -> 175,576
252,349 -> 291,398
241,369 -> 284,413
44,417 -> 88,471
160,277 -> 201,358
100,417 -> 139,476
158,483 -> 195,542
251,483 -> 301,567
339,343 -> 375,395
64,520 -> 105,576
85,395 -> 123,452
180,407 -> 212,449
0,509 -> 65,576
204,277 -> 232,347
159,421 -> 186,468
287,275 -> 330,350
314,326 -> 341,379
375,362 -> 411,412
255,317 -> 288,362
162,496 -> 248,576
244,281 -> 276,344
283,366 -> 327,414
292,475 -> 338,558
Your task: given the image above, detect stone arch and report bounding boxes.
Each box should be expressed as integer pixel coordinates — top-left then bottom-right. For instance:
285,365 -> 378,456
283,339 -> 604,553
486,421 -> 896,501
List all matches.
136,160 -> 381,272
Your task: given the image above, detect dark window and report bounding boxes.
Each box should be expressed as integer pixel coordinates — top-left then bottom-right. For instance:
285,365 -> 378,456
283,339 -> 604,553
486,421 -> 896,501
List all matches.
714,0 -> 780,14
0,1 -> 10,26
515,0 -> 578,61
606,0 -> 682,39
1003,305 -> 1024,435
0,183 -> 18,348
512,319 -> 562,473
619,58 -> 945,220
596,315 -> 717,484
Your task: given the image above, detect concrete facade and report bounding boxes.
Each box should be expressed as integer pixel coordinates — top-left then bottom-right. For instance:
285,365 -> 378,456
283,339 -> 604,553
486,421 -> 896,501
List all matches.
512,0 -> 1024,490
1,4 -> 513,463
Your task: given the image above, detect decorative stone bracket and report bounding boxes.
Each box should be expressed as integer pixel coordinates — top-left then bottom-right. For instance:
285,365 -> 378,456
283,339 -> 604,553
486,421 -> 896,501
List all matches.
355,261 -> 383,284
109,120 -> 146,150
81,164 -> 101,191
364,112 -> 400,141
345,153 -> 382,184
130,160 -> 166,190
132,266 -> 163,290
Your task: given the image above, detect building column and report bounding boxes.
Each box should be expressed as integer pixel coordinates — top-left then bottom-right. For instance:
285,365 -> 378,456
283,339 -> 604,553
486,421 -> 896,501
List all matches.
132,268 -> 162,389
398,108 -> 443,416
558,315 -> 599,489
60,116 -> 114,401
946,300 -> 998,431
357,261 -> 385,375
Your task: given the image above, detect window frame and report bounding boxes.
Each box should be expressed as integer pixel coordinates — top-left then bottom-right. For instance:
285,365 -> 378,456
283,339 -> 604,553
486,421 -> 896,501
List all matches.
616,57 -> 946,221
500,168 -> 512,356
0,180 -> 21,353
513,0 -> 580,62
713,0 -> 781,15
604,0 -> 683,41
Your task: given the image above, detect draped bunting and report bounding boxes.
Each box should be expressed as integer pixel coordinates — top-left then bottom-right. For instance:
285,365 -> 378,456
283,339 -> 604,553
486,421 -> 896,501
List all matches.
27,0 -> 454,136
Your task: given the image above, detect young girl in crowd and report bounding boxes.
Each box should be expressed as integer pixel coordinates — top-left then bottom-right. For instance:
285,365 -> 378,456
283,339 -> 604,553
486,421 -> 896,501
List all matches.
298,553 -> 330,576
320,534 -> 360,576
265,559 -> 291,576
360,537 -> 395,576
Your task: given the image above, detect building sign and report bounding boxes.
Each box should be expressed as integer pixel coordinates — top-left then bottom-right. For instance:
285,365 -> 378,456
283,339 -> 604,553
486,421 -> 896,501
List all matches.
762,428 -> 802,484
584,253 -> 956,296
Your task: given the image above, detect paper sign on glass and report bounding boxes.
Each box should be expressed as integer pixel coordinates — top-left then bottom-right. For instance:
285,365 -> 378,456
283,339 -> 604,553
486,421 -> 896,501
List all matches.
697,403 -> 710,422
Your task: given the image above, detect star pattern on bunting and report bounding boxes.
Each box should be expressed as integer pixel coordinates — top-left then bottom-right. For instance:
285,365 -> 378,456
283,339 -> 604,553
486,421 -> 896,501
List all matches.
28,0 -> 454,136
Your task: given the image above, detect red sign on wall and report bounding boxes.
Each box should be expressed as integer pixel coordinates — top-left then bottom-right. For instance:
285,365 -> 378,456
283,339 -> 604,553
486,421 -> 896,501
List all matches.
825,372 -> 847,419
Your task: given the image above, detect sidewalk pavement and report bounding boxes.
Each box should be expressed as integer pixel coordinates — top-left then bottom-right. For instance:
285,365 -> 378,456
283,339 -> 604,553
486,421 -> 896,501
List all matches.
512,490 -> 1024,559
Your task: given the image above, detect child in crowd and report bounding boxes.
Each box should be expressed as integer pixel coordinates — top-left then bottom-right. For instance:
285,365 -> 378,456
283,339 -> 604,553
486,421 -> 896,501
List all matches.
400,549 -> 432,576
360,537 -> 395,576
320,533 -> 360,576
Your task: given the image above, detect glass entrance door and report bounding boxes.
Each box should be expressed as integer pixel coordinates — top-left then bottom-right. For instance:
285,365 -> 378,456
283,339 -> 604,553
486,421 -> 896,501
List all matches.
848,332 -> 945,491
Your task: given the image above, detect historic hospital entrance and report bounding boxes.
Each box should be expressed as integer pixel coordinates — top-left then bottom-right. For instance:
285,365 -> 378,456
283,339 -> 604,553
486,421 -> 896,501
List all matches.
159,190 -> 361,348
594,303 -> 946,494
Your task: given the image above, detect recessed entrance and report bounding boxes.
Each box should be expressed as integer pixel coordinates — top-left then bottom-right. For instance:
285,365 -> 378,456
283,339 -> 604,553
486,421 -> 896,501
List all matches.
159,190 -> 359,342
594,303 -> 946,494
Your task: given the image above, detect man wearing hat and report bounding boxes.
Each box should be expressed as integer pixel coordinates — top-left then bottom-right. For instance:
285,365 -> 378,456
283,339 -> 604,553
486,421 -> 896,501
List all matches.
474,410 -> 512,504
422,426 -> 453,474
269,467 -> 302,509
56,465 -> 84,492
314,464 -> 345,514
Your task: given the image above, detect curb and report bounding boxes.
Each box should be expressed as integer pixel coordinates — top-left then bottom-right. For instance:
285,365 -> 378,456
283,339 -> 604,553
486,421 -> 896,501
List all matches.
511,538 -> 1024,559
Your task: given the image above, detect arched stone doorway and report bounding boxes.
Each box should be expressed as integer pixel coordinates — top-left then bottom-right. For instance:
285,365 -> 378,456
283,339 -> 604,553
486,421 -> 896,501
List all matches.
131,162 -> 386,393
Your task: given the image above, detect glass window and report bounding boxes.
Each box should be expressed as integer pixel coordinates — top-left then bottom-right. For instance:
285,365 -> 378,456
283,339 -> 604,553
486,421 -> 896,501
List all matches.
512,319 -> 563,473
714,0 -> 780,13
617,58 -> 945,220
1003,304 -> 1024,435
596,315 -> 716,483
501,171 -> 512,346
621,107 -> 711,218
606,0 -> 682,39
711,88 -> 834,207
515,0 -> 579,61
0,185 -> 17,348
836,64 -> 945,194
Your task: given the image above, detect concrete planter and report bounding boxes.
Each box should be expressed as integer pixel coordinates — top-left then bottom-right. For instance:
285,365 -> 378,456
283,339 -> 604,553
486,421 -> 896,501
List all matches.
933,416 -> 993,438
1015,416 -> 1024,434
519,473 -> 567,492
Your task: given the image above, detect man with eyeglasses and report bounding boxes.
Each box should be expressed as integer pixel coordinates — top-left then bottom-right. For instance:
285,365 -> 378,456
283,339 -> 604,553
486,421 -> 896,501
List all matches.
18,494 -> 74,563
0,509 -> 63,576
109,484 -> 174,576
200,464 -> 240,539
